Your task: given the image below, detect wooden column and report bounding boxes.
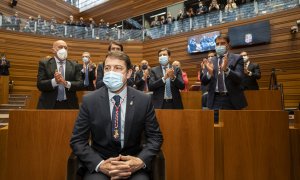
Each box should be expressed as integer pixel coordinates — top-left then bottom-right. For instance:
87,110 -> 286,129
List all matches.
0,76 -> 9,104
0,125 -> 8,180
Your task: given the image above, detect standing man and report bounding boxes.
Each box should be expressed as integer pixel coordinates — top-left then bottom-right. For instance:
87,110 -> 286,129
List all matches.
201,35 -> 247,122
37,40 -> 83,109
172,60 -> 189,92
149,48 -> 185,109
96,41 -> 123,89
240,51 -> 261,90
80,52 -> 96,91
135,60 -> 150,91
0,53 -> 10,76
70,51 -> 163,180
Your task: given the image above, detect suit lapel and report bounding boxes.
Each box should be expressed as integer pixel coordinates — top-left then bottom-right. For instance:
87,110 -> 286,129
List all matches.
49,58 -> 57,77
65,60 -> 72,80
98,88 -> 112,138
124,87 -> 135,147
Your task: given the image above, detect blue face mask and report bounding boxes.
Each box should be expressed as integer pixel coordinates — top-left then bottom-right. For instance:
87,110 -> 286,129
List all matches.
159,56 -> 169,66
215,45 -> 227,56
103,71 -> 124,92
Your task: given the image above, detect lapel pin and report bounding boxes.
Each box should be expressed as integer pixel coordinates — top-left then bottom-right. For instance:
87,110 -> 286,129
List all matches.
130,101 -> 133,106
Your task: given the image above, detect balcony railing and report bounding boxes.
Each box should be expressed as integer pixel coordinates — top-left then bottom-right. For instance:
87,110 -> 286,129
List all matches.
0,0 -> 298,42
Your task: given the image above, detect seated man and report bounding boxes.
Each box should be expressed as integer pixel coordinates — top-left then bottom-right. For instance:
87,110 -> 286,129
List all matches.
70,51 -> 163,180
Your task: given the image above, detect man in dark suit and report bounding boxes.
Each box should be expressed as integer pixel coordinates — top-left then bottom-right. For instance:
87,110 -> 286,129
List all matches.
79,52 -> 96,91
149,48 -> 185,109
37,40 -> 83,109
70,51 -> 163,180
0,53 -> 10,76
240,51 -> 261,90
201,35 -> 247,122
135,60 -> 150,91
96,41 -> 134,89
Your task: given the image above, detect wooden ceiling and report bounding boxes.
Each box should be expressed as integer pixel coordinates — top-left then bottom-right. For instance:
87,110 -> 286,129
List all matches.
78,0 -> 183,24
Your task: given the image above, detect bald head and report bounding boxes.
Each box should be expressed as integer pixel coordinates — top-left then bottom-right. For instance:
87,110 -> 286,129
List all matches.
172,60 -> 181,68
52,40 -> 68,53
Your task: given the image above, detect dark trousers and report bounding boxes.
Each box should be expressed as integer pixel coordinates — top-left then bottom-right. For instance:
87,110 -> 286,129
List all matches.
83,169 -> 150,180
162,99 -> 174,109
211,94 -> 237,123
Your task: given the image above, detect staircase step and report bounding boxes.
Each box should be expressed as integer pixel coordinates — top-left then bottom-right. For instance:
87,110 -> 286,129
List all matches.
9,94 -> 31,98
0,104 -> 25,109
0,114 -> 9,123
8,100 -> 25,105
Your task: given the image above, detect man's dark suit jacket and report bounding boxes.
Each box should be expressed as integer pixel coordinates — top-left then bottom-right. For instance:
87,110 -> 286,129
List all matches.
78,64 -> 96,91
135,70 -> 150,91
0,59 -> 10,75
96,63 -> 135,89
36,57 -> 83,109
242,62 -> 261,90
70,86 -> 163,173
149,65 -> 185,109
201,53 -> 248,109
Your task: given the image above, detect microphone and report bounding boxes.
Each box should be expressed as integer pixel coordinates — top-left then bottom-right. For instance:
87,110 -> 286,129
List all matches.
271,68 -> 286,72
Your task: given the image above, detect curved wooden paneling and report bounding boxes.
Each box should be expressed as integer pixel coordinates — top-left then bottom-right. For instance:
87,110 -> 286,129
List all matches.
0,0 -> 78,22
78,0 -> 183,24
0,30 -> 143,93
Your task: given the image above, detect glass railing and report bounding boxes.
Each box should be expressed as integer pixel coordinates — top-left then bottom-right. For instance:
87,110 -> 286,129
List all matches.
0,0 -> 298,41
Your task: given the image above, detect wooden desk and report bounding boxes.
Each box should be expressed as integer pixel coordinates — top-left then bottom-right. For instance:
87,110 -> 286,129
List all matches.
0,76 -> 9,104
244,90 -> 282,110
290,111 -> 300,180
0,125 -> 8,180
156,110 -> 214,180
7,110 -> 78,180
221,110 -> 290,180
180,91 -> 202,109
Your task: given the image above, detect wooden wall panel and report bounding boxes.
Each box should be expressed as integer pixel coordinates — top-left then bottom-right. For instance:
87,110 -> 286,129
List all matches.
0,0 -> 78,22
143,8 -> 300,109
0,30 -> 143,93
78,0 -> 183,23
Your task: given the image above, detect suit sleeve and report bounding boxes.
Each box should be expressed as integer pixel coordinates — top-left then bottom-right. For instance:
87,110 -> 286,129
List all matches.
96,63 -> 105,89
135,71 -> 145,88
148,68 -> 166,91
200,68 -> 212,86
172,67 -> 185,90
68,63 -> 83,91
137,96 -> 163,168
226,56 -> 244,84
37,60 -> 55,92
252,64 -> 261,79
70,98 -> 104,173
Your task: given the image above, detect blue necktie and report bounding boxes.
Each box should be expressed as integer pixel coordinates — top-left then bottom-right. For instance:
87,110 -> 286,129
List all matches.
84,65 -> 89,86
57,62 -> 66,101
164,67 -> 172,98
112,95 -> 121,146
218,57 -> 225,92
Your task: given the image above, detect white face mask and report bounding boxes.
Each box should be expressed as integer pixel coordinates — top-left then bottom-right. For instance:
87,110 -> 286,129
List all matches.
243,56 -> 249,62
82,57 -> 89,63
103,71 -> 125,92
56,48 -> 68,60
159,56 -> 169,66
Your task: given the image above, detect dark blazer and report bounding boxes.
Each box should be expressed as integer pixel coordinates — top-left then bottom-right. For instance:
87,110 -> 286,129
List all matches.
78,64 -> 96,91
70,86 -> 163,173
96,63 -> 135,89
36,57 -> 83,109
135,70 -> 150,91
201,53 -> 248,109
242,62 -> 261,90
0,59 -> 10,75
149,65 -> 185,109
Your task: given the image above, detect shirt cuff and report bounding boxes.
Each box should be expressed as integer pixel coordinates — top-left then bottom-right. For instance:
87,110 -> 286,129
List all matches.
51,78 -> 58,88
95,160 -> 104,172
224,68 -> 231,76
248,71 -> 252,76
161,77 -> 166,83
206,72 -> 211,79
171,76 -> 176,81
65,81 -> 71,89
